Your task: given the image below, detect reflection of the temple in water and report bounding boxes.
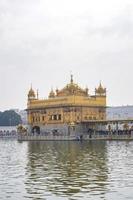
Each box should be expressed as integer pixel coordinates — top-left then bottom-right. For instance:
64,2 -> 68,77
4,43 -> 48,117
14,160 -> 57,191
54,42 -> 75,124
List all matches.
25,141 -> 109,199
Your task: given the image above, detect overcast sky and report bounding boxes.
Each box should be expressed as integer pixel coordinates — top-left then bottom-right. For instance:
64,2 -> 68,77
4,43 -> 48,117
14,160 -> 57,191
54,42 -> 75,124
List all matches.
0,0 -> 133,110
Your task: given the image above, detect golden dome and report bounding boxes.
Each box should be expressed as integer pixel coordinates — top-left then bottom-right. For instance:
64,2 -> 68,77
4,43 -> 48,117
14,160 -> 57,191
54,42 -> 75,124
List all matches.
56,75 -> 89,97
49,89 -> 55,98
95,82 -> 106,96
28,86 -> 36,99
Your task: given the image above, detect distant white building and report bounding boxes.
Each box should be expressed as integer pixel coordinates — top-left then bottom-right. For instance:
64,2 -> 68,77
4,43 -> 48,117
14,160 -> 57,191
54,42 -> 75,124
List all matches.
107,106 -> 133,120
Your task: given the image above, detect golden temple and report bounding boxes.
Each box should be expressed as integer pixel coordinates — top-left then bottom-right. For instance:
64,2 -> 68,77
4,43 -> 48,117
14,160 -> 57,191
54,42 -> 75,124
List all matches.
27,75 -> 106,134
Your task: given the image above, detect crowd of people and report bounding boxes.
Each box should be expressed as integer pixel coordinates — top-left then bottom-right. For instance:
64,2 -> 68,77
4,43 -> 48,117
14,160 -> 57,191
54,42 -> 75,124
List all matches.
0,130 -> 17,138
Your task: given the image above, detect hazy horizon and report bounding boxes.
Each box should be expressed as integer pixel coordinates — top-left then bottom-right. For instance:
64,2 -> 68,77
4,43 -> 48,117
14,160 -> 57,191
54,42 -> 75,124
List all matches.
0,0 -> 133,110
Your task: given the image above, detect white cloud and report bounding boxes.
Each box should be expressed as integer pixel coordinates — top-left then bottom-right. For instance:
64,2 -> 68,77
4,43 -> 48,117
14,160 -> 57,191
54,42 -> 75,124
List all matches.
0,0 -> 133,110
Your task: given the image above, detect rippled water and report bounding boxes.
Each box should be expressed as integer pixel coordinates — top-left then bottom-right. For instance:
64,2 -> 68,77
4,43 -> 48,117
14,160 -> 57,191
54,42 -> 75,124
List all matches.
0,140 -> 133,200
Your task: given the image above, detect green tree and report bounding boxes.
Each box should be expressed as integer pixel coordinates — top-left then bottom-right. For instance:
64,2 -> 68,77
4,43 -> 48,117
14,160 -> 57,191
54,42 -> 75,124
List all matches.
0,110 -> 22,126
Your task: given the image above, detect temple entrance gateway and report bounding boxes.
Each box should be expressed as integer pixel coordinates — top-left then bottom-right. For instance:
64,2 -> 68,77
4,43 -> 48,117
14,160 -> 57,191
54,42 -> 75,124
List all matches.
32,126 -> 40,134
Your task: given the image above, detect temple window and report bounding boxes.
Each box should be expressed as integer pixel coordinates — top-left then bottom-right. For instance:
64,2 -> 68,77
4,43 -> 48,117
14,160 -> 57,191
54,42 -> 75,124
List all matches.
54,115 -> 57,120
42,116 -> 45,121
49,114 -> 62,121
58,114 -> 61,120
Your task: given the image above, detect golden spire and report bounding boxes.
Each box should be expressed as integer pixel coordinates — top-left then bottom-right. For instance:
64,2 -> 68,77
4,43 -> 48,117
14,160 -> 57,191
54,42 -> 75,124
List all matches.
28,84 -> 36,99
70,74 -> 73,84
30,83 -> 32,90
49,87 -> 55,98
56,87 -> 59,96
37,89 -> 39,99
95,81 -> 106,96
99,80 -> 102,88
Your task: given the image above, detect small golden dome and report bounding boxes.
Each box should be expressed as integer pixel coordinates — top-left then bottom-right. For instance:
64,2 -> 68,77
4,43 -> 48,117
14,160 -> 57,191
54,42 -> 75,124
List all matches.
28,86 -> 36,99
49,89 -> 55,98
95,82 -> 106,96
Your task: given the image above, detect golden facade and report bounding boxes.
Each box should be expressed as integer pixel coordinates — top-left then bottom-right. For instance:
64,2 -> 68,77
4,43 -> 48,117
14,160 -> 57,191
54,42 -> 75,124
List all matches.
27,76 -> 106,129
